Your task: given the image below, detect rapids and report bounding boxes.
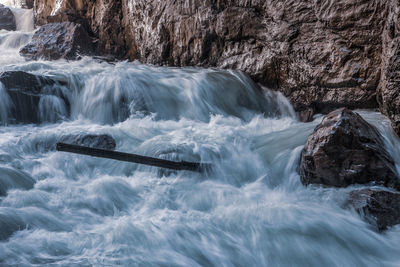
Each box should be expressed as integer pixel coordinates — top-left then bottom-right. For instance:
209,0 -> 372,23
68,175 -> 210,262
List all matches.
1,5 -> 400,266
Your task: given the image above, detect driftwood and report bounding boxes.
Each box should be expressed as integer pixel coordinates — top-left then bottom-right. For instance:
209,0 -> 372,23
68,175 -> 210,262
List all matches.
56,142 -> 210,172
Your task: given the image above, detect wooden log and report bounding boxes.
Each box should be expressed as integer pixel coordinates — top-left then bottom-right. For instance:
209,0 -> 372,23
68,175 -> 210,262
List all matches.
56,142 -> 210,173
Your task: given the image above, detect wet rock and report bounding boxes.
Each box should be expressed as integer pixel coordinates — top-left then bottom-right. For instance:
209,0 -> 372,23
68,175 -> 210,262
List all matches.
0,212 -> 26,240
379,0 -> 400,136
348,189 -> 400,231
0,167 -> 35,196
24,0 -> 34,9
0,3 -> 16,31
20,22 -> 94,60
0,71 -> 69,124
33,0 -> 383,117
299,108 -> 400,189
60,134 -> 116,150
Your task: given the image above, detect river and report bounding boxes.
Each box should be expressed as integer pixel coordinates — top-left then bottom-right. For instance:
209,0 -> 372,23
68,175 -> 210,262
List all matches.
1,4 -> 400,266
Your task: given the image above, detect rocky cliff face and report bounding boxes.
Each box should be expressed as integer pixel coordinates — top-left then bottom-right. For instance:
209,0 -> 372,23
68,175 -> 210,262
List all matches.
32,0 -> 400,131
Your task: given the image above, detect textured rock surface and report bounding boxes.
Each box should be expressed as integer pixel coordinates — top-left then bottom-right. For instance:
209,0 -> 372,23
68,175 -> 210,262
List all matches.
0,4 -> 16,31
379,0 -> 400,137
0,71 -> 69,123
60,134 -> 116,150
30,0 -> 400,130
20,22 -> 94,60
299,108 -> 399,189
349,189 -> 400,231
34,0 -> 127,58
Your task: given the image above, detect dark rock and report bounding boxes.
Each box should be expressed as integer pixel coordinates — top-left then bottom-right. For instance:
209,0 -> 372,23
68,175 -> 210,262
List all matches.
379,0 -> 400,137
24,0 -> 34,9
33,0 -> 382,116
0,71 -> 69,124
20,22 -> 95,60
0,212 -> 27,240
0,167 -> 35,196
60,134 -> 116,150
33,1 -> 400,135
349,189 -> 400,231
0,3 -> 16,31
299,108 -> 400,189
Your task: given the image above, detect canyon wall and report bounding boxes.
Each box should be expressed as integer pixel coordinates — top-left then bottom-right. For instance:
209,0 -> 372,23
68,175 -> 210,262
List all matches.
32,0 -> 400,132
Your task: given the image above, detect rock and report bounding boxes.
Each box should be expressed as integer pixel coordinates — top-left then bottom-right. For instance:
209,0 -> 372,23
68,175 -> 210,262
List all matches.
0,71 -> 69,124
60,134 -> 116,150
34,0 -> 126,58
24,0 -> 34,9
33,0 -> 383,116
0,212 -> 27,240
0,167 -> 35,196
0,3 -> 16,31
19,22 -> 94,60
378,0 -> 400,136
299,108 -> 400,189
348,189 -> 400,231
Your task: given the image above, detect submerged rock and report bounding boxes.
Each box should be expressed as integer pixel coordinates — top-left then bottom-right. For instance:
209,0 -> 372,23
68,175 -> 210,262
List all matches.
60,134 -> 116,150
0,71 -> 69,124
349,189 -> 400,231
0,4 -> 16,31
20,22 -> 94,60
299,108 -> 399,189
0,167 -> 35,196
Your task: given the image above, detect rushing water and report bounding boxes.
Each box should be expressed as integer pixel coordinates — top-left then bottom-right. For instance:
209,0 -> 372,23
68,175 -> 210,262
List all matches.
1,5 -> 400,267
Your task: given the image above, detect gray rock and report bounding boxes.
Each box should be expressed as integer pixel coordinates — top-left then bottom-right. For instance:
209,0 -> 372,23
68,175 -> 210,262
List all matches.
20,22 -> 94,60
0,71 -> 69,124
0,167 -> 35,196
0,4 -> 16,31
299,108 -> 400,189
349,189 -> 400,231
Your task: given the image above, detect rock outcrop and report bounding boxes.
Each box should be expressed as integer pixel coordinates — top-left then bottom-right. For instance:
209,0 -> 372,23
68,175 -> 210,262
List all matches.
299,108 -> 399,189
32,0 -> 391,121
0,71 -> 69,123
20,22 -> 95,60
349,189 -> 400,231
0,4 -> 16,31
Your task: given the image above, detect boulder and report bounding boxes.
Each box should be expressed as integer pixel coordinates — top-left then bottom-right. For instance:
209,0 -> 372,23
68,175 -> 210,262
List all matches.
0,167 -> 35,196
0,71 -> 69,124
0,4 -> 16,31
299,108 -> 400,189
348,189 -> 400,231
60,134 -> 116,150
20,22 -> 94,60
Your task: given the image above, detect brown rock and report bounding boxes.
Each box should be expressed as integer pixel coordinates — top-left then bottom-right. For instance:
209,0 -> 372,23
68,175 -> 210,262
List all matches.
30,0 -> 400,131
19,22 -> 94,60
349,189 -> 400,231
0,3 -> 16,31
299,108 -> 399,189
378,0 -> 400,136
